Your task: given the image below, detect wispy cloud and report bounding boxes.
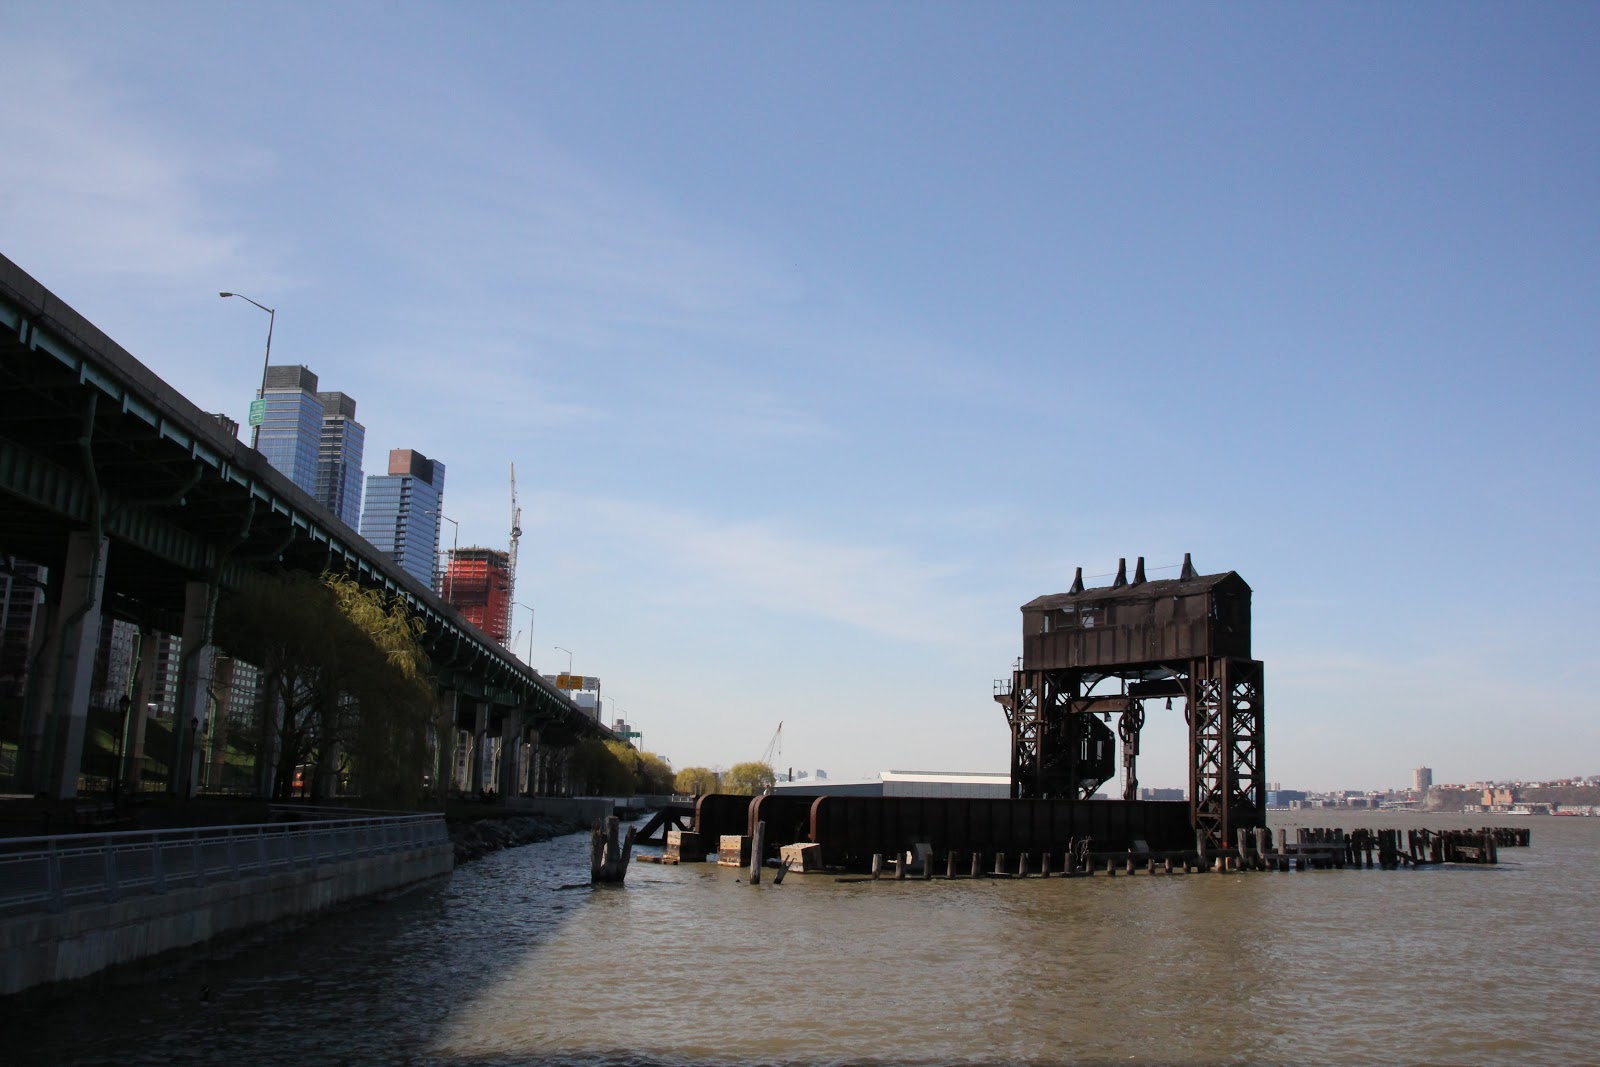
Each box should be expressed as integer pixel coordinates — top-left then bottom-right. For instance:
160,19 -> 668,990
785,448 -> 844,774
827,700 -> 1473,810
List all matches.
546,496 -> 990,644
0,50 -> 264,286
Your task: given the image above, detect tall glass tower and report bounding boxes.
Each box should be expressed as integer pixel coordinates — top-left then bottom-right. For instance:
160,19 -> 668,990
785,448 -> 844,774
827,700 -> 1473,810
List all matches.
253,367 -> 365,525
359,449 -> 447,588
315,391 -> 365,528
256,365 -> 324,496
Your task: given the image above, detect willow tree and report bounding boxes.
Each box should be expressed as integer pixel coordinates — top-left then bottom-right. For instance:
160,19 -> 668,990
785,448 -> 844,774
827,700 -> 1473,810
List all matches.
218,571 -> 435,807
634,751 -> 675,794
326,573 -> 436,807
723,761 -> 776,795
674,766 -> 720,796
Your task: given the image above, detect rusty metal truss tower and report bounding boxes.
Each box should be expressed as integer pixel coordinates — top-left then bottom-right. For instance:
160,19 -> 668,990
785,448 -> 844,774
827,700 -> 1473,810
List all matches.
995,554 -> 1265,849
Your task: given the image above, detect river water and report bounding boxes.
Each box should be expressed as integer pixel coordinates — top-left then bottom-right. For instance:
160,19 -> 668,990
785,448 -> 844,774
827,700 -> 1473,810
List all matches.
13,811 -> 1600,1066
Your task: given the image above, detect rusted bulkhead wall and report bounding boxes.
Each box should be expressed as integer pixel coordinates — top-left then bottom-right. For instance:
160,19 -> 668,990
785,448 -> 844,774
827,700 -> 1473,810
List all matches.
809,797 -> 1192,870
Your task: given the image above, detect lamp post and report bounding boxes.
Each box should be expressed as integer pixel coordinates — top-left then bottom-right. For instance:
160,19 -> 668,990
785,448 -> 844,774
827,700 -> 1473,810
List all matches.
554,646 -> 572,676
114,695 -> 131,802
428,511 -> 459,601
219,292 -> 275,449
515,602 -> 536,666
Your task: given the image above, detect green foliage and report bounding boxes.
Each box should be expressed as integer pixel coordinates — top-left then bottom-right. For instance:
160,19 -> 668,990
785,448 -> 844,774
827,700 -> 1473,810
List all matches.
568,740 -> 676,795
570,738 -> 633,795
723,760 -> 776,795
634,751 -> 675,794
216,570 -> 436,806
674,766 -> 720,796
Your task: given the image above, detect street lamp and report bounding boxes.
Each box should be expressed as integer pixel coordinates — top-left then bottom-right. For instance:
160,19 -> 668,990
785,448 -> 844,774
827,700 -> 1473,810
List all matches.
114,695 -> 131,802
554,646 -> 572,675
219,292 -> 275,450
427,510 -> 459,601
515,602 -> 536,667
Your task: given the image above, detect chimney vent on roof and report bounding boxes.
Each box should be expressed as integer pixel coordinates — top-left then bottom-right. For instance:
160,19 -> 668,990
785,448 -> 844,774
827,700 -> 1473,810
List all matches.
1133,556 -> 1146,584
1180,552 -> 1197,580
1068,567 -> 1084,595
1112,558 -> 1128,588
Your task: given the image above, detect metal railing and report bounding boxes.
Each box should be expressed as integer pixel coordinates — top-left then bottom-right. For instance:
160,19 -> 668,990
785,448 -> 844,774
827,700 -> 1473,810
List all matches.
0,812 -> 449,918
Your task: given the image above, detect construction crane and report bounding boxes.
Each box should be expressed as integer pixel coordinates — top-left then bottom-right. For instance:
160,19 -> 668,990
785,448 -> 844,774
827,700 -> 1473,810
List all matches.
504,463 -> 522,645
761,721 -> 783,768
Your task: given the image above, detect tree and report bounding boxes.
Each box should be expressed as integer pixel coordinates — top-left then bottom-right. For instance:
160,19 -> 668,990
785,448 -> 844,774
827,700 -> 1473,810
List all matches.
326,574 -> 435,807
674,766 -> 720,796
634,751 -> 675,794
216,571 -> 436,806
571,738 -> 634,795
723,760 -> 776,795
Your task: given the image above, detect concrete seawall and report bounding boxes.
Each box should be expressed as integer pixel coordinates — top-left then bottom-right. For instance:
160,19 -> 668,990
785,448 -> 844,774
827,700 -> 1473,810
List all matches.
1,841 -> 453,997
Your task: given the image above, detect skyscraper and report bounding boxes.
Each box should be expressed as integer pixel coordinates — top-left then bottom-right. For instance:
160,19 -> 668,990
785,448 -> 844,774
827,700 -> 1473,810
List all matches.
255,365 -> 324,496
253,366 -> 365,527
359,448 -> 447,588
1413,766 -> 1433,794
315,391 -> 365,528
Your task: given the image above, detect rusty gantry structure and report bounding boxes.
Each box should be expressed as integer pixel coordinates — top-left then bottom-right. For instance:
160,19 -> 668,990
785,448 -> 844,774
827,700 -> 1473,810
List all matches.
996,554 -> 1264,849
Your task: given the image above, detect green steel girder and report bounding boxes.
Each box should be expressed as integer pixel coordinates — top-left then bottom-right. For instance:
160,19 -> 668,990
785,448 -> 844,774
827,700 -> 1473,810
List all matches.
0,436 -> 248,583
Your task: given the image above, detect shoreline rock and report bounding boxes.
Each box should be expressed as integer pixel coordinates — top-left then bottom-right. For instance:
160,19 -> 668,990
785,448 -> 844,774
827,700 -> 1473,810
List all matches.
447,812 -> 592,864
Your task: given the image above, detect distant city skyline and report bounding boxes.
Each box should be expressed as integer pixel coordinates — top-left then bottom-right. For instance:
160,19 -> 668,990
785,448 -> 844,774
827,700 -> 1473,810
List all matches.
3,5 -> 1595,789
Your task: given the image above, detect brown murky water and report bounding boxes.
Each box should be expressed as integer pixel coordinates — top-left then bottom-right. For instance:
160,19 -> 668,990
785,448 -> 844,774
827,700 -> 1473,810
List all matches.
12,811 -> 1599,1066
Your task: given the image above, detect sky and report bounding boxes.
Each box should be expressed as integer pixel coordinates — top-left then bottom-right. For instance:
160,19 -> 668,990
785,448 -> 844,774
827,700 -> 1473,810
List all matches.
3,2 -> 1596,792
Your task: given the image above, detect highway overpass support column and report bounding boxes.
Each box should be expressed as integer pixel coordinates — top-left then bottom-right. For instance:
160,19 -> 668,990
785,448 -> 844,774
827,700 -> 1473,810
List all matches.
19,532 -> 107,799
121,626 -> 160,793
468,702 -> 488,795
497,709 -> 522,798
521,728 -> 539,796
170,580 -> 217,798
432,690 -> 459,801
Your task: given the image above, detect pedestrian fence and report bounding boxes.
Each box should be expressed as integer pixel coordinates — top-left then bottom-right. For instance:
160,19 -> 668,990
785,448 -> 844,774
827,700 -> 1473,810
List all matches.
0,811 -> 449,918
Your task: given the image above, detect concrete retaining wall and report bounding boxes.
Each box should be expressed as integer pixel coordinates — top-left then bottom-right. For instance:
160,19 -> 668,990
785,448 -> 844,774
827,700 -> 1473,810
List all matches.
505,796 -> 612,824
0,842 -> 453,997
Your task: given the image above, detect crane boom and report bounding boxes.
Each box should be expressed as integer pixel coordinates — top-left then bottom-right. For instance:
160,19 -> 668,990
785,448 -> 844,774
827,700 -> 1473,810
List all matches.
505,462 -> 521,645
761,721 -> 783,767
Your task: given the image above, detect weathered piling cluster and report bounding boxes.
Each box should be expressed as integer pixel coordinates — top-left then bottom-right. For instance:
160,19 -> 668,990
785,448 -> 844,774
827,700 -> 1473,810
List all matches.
590,816 -> 635,883
671,823 -> 1531,882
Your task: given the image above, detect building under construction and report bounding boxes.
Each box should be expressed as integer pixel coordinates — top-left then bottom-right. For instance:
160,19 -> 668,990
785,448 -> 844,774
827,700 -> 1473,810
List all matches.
444,547 -> 511,645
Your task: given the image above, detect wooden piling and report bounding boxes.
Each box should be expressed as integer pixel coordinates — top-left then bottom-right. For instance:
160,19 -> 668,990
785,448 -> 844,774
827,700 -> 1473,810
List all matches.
947,851 -> 957,879
994,852 -> 1006,877
1040,851 -> 1051,878
591,816 -> 636,883
749,820 -> 766,885
971,852 -> 982,878
871,853 -> 883,880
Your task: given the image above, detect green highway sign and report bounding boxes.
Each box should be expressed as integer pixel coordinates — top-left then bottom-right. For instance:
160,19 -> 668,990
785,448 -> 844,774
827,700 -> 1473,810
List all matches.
248,398 -> 266,426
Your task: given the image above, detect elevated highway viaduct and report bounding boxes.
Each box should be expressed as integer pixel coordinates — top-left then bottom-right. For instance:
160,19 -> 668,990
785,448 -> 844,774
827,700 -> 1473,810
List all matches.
0,252 -> 609,802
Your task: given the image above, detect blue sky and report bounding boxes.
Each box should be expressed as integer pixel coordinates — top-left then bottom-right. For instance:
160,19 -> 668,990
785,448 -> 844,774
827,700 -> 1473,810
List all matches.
4,3 -> 1596,791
